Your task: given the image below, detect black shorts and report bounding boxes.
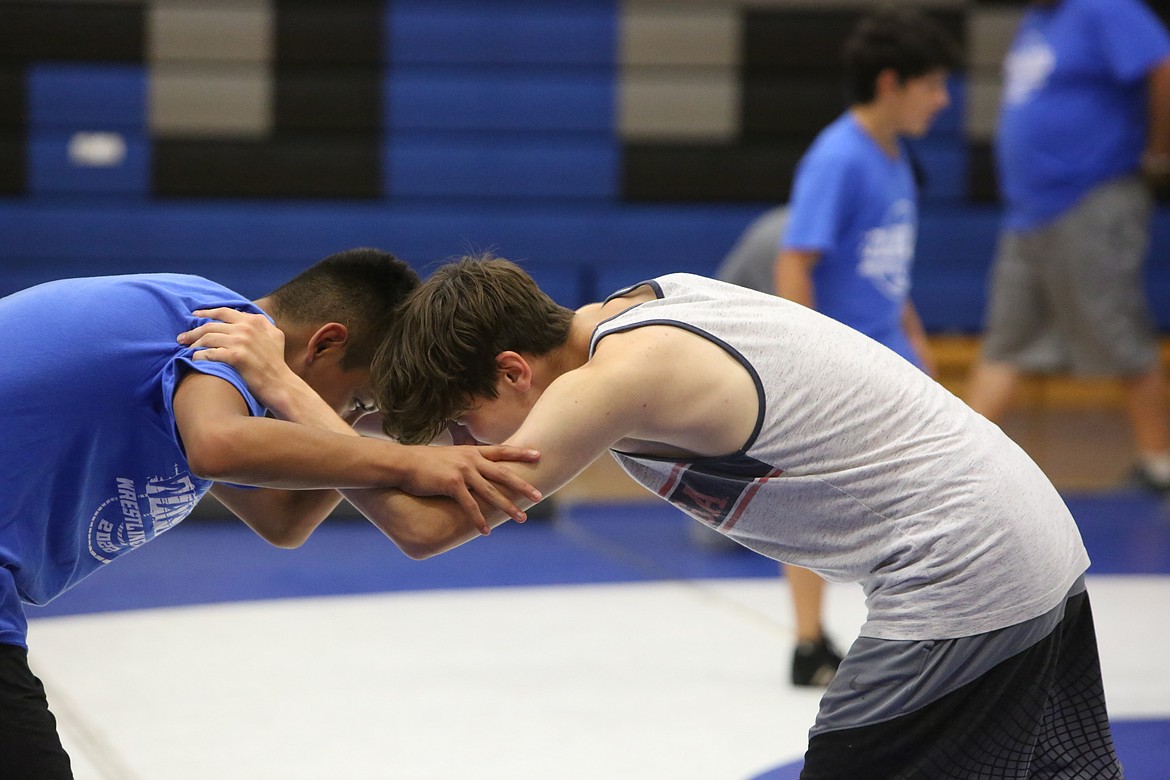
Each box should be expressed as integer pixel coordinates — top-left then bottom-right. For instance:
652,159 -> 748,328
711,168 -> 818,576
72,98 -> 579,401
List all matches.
0,642 -> 74,779
801,590 -> 1121,779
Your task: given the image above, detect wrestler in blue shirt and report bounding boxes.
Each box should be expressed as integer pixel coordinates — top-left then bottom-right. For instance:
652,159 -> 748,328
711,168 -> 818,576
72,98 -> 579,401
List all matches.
773,6 -> 957,689
0,252 -> 539,778
0,274 -> 267,646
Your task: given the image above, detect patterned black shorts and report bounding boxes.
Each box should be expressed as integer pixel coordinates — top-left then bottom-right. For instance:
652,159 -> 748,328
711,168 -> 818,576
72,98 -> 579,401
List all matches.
800,591 -> 1122,779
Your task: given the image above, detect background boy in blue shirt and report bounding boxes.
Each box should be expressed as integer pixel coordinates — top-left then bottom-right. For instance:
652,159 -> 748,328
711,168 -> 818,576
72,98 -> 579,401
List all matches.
775,6 -> 957,686
966,0 -> 1170,493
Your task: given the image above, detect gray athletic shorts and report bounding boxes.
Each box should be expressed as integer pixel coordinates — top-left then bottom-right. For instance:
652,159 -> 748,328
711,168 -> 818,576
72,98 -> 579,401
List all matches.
981,176 -> 1157,376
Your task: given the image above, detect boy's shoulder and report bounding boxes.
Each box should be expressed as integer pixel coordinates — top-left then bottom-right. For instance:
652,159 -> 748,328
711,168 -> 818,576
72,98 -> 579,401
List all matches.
800,115 -> 871,172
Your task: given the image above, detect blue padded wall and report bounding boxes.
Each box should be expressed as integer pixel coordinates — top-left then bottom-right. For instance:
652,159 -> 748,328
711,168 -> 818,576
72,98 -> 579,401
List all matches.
386,138 -> 618,200
0,200 -> 763,306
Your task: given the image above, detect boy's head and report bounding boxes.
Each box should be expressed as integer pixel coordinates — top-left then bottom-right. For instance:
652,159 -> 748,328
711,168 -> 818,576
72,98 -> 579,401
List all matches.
263,247 -> 420,418
373,255 -> 575,445
844,5 -> 960,134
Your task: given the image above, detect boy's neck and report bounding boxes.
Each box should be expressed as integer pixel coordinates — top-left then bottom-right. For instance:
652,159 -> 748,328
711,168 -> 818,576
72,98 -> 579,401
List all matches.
557,291 -> 640,370
851,105 -> 901,158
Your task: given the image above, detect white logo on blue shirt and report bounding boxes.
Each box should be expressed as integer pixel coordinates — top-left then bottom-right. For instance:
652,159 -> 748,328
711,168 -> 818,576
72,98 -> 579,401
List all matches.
858,199 -> 915,301
1004,31 -> 1055,106
87,467 -> 200,563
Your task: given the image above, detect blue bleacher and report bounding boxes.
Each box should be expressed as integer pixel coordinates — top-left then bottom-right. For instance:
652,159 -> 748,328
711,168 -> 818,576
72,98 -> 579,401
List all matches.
386,71 -> 614,133
25,63 -> 148,197
27,63 -> 145,131
3,3 -> 1169,338
387,0 -> 616,67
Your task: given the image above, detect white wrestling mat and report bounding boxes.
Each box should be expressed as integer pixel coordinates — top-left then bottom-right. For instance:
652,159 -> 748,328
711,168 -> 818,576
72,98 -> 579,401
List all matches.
27,576 -> 1170,780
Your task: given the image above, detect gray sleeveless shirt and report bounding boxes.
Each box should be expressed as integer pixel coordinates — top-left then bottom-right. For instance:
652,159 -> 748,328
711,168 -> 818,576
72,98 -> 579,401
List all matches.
591,274 -> 1089,640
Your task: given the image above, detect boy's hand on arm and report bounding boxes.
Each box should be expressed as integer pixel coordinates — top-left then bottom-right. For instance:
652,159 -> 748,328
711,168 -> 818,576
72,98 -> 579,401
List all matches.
396,444 -> 542,534
177,307 -> 337,428
173,367 -> 543,535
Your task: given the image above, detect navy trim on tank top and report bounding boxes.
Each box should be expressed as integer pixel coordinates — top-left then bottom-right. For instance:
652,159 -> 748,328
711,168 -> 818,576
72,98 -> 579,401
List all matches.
593,318 -> 767,460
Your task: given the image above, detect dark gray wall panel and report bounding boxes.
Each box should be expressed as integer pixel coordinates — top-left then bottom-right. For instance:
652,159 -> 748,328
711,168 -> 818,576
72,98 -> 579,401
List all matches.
274,66 -> 381,133
153,136 -> 379,198
0,132 -> 23,193
275,0 -> 383,65
623,142 -> 802,202
0,2 -> 144,62
0,67 -> 26,128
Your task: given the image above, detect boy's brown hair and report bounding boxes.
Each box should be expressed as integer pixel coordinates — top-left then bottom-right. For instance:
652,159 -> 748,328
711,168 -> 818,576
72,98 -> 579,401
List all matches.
374,255 -> 574,444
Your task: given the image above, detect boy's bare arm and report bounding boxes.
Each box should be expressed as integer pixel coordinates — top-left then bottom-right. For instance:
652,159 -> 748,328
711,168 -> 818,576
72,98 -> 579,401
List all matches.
343,324 -> 758,559
342,357 -> 650,558
173,373 -> 540,544
774,248 -> 820,308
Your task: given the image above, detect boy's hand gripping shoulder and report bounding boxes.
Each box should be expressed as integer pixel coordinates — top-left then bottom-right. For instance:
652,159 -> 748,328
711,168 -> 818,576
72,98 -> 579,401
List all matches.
180,308 -> 292,413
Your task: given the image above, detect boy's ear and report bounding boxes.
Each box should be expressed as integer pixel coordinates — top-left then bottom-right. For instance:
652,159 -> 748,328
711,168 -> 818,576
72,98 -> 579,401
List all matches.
495,351 -> 532,391
306,322 -> 350,363
875,67 -> 901,98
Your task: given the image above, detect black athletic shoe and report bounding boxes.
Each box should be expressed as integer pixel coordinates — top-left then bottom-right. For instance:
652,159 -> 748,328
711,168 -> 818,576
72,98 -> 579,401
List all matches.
1131,464 -> 1170,496
791,636 -> 843,687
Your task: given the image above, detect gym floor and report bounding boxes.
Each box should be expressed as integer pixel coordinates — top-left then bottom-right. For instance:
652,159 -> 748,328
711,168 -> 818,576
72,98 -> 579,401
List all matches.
26,469 -> 1170,780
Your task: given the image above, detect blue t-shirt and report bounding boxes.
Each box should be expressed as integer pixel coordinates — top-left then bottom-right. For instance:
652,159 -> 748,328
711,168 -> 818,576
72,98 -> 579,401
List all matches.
0,274 -> 268,647
782,112 -> 920,366
997,0 -> 1170,231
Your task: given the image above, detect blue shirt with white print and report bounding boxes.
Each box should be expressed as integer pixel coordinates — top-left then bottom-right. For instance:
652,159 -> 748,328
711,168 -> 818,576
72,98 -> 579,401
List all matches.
0,273 -> 268,647
783,111 -> 920,367
997,0 -> 1170,231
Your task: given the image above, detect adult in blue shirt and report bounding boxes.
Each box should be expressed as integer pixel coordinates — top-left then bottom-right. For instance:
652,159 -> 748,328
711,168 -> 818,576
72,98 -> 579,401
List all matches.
967,0 -> 1170,492
774,7 -> 957,687
0,249 -> 540,779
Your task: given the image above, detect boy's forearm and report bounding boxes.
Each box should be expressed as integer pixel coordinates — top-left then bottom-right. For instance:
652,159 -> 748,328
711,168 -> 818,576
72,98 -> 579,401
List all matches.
339,488 -> 506,559
774,250 -> 817,308
192,414 -> 411,489
262,369 -> 358,436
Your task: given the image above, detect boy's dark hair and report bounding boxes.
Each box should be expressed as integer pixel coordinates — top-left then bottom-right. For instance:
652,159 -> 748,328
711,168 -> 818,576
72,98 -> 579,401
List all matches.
266,248 -> 420,370
844,5 -> 961,104
373,255 -> 575,445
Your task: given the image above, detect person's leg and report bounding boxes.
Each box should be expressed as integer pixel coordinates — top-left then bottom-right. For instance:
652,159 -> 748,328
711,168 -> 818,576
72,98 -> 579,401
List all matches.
1122,364 -> 1170,459
965,359 -> 1023,423
0,643 -> 74,779
1043,177 -> 1169,488
968,230 -> 1052,421
785,564 -> 842,687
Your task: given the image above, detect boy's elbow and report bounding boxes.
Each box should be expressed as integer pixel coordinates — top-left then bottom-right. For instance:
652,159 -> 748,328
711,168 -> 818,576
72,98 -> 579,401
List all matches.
395,536 -> 446,561
385,523 -> 463,560
186,444 -> 235,482
261,528 -> 311,550
185,425 -> 250,482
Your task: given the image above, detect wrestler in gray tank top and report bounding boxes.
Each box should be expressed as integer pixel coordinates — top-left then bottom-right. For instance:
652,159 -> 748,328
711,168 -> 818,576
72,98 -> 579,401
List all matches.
591,274 -> 1089,641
